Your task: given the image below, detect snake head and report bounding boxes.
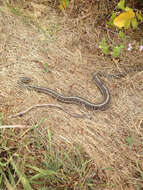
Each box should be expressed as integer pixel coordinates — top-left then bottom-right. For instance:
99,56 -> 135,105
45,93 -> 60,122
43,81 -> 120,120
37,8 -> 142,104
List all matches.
19,77 -> 32,84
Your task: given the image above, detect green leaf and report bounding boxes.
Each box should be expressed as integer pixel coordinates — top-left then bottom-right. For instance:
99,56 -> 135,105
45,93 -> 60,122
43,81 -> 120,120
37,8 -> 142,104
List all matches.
117,0 -> 125,10
11,7 -> 21,16
131,17 -> 138,29
120,44 -> 124,49
113,47 -> 120,57
112,45 -> 124,57
27,165 -> 57,176
103,47 -> 109,55
125,7 -> 133,11
118,31 -> 125,38
99,38 -> 109,55
124,18 -> 131,29
10,159 -> 33,190
136,11 -> 143,21
0,161 -> 7,167
100,38 -> 106,46
44,62 -> 49,68
100,38 -> 108,48
107,12 -> 117,26
126,137 -> 134,149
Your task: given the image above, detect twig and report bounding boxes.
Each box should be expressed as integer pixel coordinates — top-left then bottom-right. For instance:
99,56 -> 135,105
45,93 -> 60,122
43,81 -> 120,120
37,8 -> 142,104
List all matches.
59,135 -> 72,144
9,104 -> 90,119
0,125 -> 29,129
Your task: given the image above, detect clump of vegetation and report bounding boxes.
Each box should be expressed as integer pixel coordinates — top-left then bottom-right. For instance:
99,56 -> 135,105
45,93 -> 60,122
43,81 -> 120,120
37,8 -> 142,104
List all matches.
108,0 -> 143,29
98,0 -> 143,57
0,125 -> 107,189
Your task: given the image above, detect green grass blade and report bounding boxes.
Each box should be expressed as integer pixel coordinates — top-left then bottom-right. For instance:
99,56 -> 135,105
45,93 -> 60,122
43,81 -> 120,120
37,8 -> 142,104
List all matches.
10,159 -> 33,190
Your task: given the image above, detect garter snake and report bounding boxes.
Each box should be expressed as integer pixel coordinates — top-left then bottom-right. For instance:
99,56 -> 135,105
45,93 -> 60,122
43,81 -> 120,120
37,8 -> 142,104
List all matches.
18,73 -> 110,110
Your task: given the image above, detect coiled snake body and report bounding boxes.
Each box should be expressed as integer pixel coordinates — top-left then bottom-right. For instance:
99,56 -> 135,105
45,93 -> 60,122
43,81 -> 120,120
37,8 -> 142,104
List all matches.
18,73 -> 110,110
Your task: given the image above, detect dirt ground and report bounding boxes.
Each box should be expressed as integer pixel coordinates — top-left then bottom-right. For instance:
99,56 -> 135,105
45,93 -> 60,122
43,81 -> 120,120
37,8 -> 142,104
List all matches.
0,3 -> 143,188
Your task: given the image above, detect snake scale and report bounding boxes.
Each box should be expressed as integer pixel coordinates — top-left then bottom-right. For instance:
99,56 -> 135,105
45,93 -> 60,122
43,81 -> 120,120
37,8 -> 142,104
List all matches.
18,73 -> 110,111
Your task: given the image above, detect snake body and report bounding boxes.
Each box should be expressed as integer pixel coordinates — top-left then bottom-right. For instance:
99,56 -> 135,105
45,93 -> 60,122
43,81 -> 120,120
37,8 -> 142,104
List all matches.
18,73 -> 110,110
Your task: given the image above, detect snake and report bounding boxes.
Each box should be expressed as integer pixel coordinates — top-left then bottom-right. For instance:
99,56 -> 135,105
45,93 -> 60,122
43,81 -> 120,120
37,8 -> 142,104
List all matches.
18,73 -> 110,111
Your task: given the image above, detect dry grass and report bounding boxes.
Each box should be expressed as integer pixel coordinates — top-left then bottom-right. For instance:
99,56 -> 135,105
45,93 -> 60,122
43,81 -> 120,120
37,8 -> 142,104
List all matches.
0,0 -> 143,189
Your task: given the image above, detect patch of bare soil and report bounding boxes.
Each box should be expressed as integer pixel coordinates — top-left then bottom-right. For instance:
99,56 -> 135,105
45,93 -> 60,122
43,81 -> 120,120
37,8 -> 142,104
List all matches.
0,4 -> 143,189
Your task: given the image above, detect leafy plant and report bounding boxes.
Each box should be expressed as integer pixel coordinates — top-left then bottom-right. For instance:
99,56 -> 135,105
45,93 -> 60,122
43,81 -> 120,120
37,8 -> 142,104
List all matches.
114,10 -> 137,29
99,37 -> 125,58
118,31 -> 125,39
99,38 -> 109,55
126,136 -> 134,149
108,0 -> 143,29
42,62 -> 49,72
112,44 -> 124,57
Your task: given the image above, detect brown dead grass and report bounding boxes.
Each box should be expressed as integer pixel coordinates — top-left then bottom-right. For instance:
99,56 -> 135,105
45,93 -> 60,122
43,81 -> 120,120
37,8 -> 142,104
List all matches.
0,1 -> 143,189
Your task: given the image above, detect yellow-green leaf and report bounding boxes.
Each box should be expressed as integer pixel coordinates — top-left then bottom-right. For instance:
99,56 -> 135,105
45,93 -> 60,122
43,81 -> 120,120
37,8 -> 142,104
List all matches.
125,7 -> 133,11
117,0 -> 125,10
131,17 -> 138,29
113,10 -> 135,28
124,19 -> 131,29
136,11 -> 143,21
